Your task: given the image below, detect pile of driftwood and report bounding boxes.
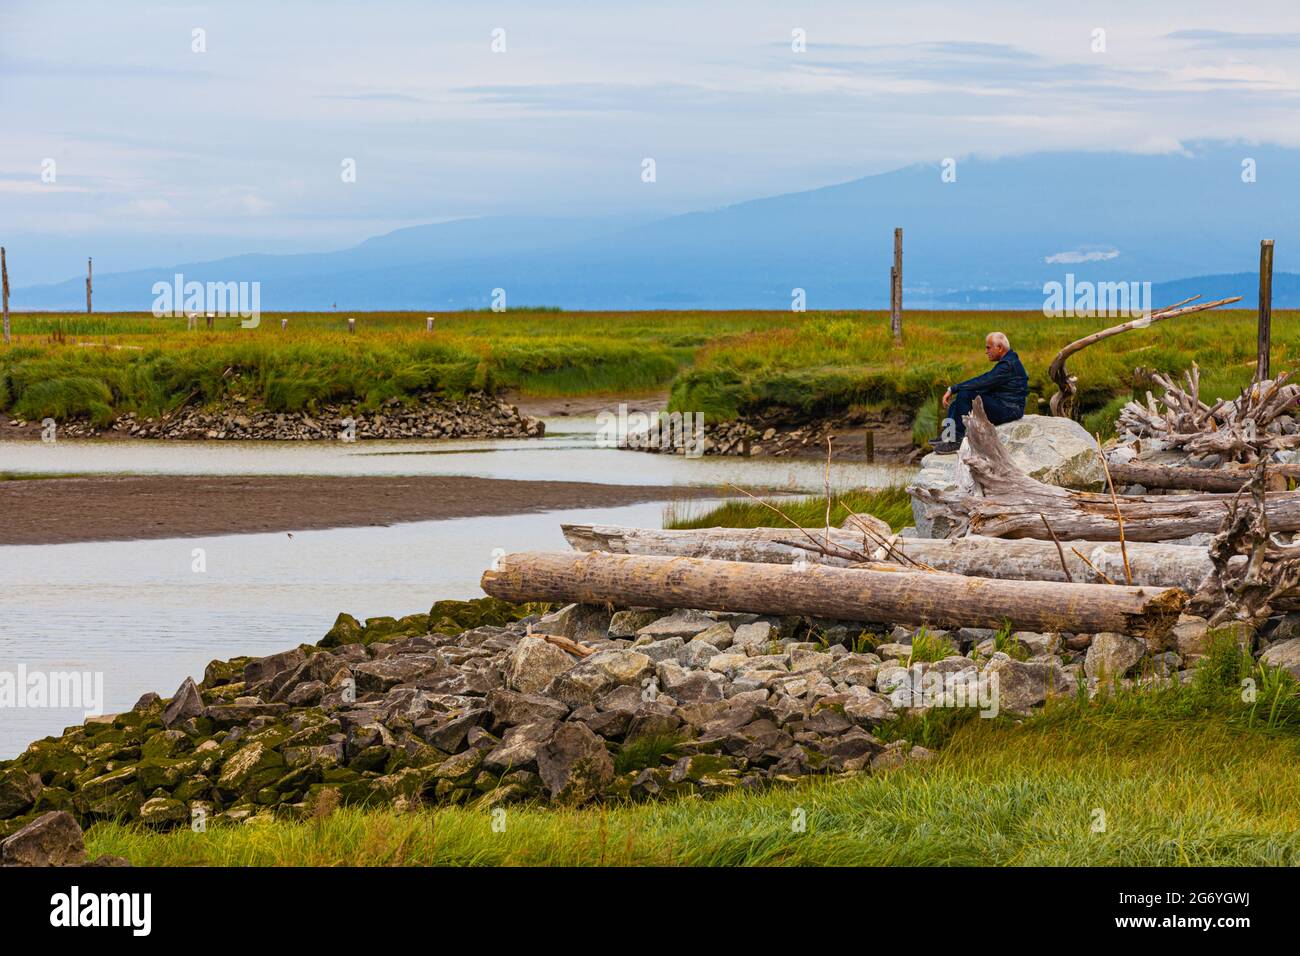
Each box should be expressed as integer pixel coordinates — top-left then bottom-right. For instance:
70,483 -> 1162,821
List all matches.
483,397 -> 1300,642
1116,363 -> 1300,462
483,297 -> 1299,642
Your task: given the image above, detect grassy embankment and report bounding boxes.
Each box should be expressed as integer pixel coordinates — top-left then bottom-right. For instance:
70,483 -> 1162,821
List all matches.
2,308 -> 1293,438
86,636 -> 1300,865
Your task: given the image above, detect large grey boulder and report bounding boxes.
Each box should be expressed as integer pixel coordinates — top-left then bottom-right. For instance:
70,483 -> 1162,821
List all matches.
162,676 -> 205,728
1084,633 -> 1146,681
505,637 -> 576,694
543,650 -> 653,708
910,414 -> 1105,537
1260,638 -> 1300,678
0,811 -> 86,867
982,656 -> 1077,714
536,722 -> 614,804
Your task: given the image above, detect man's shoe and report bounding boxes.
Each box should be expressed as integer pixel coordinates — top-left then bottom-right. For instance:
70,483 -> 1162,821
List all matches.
928,440 -> 961,455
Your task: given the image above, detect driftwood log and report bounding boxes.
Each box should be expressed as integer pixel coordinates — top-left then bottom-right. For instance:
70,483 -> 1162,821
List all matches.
1107,460 -> 1297,493
1047,296 -> 1240,419
481,551 -> 1186,641
908,398 -> 1300,541
562,523 -> 1215,591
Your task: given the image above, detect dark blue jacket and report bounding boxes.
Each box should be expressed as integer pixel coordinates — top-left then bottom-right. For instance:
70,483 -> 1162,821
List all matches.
951,350 -> 1029,410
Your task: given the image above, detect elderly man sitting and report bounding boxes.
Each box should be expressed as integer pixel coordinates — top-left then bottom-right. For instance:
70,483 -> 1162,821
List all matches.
929,332 -> 1028,454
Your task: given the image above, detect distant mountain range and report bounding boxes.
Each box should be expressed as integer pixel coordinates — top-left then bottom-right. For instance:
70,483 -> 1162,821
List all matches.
13,142 -> 1300,311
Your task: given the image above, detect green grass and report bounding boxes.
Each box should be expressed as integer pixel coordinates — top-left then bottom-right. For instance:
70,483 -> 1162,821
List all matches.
664,486 -> 913,532
906,627 -> 959,663
84,716 -> 1300,866
0,310 -> 786,423
3,307 -> 1290,438
668,307 -> 1298,426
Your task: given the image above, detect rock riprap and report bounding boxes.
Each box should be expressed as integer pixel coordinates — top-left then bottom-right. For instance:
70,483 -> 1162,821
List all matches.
0,597 -> 1252,837
50,391 -> 544,441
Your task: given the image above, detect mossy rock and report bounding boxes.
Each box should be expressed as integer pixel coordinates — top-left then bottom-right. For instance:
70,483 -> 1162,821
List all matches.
244,721 -> 294,749
282,716 -> 340,749
33,786 -> 74,814
605,773 -> 635,802
0,767 -> 42,818
203,656 -> 255,687
319,612 -> 364,648
16,740 -> 85,786
138,796 -> 188,828
375,766 -> 433,800
141,729 -> 189,761
215,742 -> 285,798
0,812 -> 40,840
383,742 -> 444,774
136,756 -> 198,792
80,782 -> 145,821
85,739 -> 141,766
472,783 -> 531,809
273,764 -> 324,801
172,775 -> 213,802
428,747 -> 483,785
321,766 -> 362,785
427,597 -> 550,635
75,765 -> 138,803
346,745 -> 390,774
362,616 -> 400,641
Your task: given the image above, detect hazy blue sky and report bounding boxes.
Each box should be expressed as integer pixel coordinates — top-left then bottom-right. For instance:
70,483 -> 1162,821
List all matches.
3,0 -> 1299,268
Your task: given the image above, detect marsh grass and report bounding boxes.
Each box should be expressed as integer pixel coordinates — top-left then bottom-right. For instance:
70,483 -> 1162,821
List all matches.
664,486 -> 913,532
4,308 -> 1290,436
87,706 -> 1300,867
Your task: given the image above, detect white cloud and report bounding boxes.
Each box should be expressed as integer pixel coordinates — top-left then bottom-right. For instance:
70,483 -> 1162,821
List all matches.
1045,249 -> 1121,264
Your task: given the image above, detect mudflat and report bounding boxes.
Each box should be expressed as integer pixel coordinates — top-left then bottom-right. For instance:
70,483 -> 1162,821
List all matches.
0,474 -> 722,545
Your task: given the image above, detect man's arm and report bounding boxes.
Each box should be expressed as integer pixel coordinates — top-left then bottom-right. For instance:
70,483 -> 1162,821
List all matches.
951,359 -> 1013,397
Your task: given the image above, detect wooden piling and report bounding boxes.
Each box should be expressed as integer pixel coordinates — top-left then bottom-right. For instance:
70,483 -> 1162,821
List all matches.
864,429 -> 875,463
890,228 -> 903,341
85,257 -> 93,314
1,246 -> 9,345
1258,239 -> 1274,382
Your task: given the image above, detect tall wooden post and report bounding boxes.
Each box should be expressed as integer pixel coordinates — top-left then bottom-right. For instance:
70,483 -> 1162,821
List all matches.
1257,239 -> 1274,382
2,247 -> 10,345
86,257 -> 93,314
890,228 -> 903,341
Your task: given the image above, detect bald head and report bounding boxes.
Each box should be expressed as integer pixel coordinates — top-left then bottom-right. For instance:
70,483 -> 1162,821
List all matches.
985,332 -> 1010,361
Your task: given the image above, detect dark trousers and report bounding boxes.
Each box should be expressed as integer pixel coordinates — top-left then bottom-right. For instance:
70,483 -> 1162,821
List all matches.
943,392 -> 1023,442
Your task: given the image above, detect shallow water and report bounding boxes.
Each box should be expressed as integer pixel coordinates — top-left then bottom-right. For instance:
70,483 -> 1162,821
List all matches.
0,418 -> 918,758
0,415 -> 916,493
0,499 -> 721,758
